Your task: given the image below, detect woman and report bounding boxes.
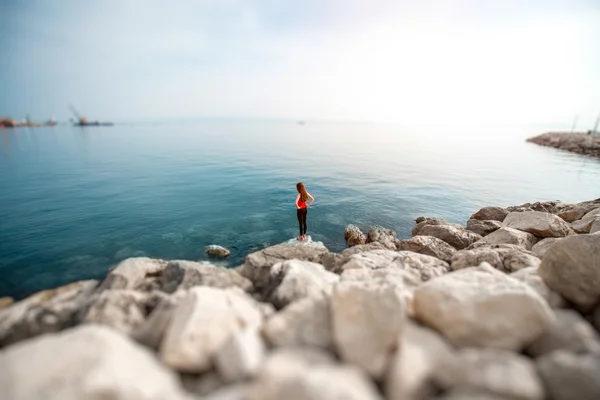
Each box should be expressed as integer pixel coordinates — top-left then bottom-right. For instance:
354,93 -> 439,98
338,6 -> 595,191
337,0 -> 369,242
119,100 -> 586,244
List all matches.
295,182 -> 314,240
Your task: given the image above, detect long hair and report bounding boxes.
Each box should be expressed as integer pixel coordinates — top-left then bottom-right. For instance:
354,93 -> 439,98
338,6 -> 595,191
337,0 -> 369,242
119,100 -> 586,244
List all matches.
296,182 -> 309,202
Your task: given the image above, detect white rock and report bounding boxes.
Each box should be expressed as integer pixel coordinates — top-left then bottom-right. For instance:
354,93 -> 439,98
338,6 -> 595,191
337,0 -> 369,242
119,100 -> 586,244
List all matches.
531,237 -> 563,258
262,293 -> 333,350
0,325 -> 187,400
215,327 -> 266,383
395,235 -> 457,263
159,260 -> 252,293
418,224 -> 482,250
160,287 -> 263,372
451,244 -> 540,273
503,211 -> 571,238
99,257 -> 167,290
331,281 -> 405,378
269,260 -> 338,308
476,227 -> 538,250
413,263 -> 555,350
510,267 -> 567,309
366,225 -> 397,249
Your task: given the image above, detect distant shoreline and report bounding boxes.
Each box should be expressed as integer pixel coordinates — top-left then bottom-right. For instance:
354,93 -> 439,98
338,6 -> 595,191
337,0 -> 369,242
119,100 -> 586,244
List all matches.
527,131 -> 600,159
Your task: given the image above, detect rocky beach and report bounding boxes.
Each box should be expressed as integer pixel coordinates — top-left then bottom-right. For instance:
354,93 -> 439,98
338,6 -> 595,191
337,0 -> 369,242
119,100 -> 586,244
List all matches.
527,132 -> 600,159
1,198 -> 600,400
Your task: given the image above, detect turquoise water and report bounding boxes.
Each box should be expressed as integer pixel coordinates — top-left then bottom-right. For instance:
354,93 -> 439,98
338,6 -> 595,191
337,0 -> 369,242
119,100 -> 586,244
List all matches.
1,119 -> 599,299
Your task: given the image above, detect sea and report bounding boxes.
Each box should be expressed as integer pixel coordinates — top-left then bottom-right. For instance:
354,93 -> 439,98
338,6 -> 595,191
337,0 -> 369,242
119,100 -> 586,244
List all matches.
1,118 -> 599,299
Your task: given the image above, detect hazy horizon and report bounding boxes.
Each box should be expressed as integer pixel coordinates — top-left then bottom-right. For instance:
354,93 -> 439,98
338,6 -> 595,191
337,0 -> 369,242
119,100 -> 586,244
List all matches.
2,0 -> 599,128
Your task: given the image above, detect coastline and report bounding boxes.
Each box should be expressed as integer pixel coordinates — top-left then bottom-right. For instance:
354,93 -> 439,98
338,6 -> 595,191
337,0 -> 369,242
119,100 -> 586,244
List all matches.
1,198 -> 600,399
527,131 -> 600,159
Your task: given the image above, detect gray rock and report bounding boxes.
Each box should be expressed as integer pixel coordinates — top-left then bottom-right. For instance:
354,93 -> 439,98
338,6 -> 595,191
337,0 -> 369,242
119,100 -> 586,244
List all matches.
80,289 -> 150,334
205,245 -> 231,257
452,244 -> 541,273
0,325 -> 188,400
506,200 -> 569,214
591,219 -> 600,234
504,211 -> 572,238
476,227 -> 538,250
99,257 -> 167,291
321,242 -> 386,273
465,219 -> 502,236
180,370 -> 226,396
215,327 -> 266,383
132,291 -> 186,350
262,293 -> 333,350
366,225 -> 397,249
341,249 -> 450,282
238,242 -> 329,292
445,349 -> 544,400
345,224 -> 366,247
386,321 -> 458,400
531,237 -> 563,258
537,350 -> 600,400
510,267 -> 567,309
414,263 -> 555,350
0,280 -> 98,348
558,200 -> 600,222
331,281 -> 405,378
470,206 -> 509,222
527,309 -> 600,357
159,260 -> 252,293
412,217 -> 462,236
269,260 -> 338,308
160,287 -> 263,373
539,234 -> 600,311
246,349 -> 383,400
395,235 -> 457,263
419,224 -> 482,250
572,207 -> 600,233
203,384 -> 248,400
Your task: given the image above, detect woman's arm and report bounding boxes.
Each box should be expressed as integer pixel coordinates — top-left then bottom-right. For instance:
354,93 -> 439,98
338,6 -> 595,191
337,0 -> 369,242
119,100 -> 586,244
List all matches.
295,194 -> 301,209
307,192 -> 315,206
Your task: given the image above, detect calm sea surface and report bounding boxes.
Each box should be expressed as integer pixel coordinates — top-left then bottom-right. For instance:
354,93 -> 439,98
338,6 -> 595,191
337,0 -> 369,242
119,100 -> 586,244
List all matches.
1,119 -> 599,299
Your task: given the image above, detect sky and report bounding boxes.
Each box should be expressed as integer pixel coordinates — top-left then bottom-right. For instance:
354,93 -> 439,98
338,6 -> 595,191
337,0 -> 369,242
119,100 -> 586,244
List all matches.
1,0 -> 599,126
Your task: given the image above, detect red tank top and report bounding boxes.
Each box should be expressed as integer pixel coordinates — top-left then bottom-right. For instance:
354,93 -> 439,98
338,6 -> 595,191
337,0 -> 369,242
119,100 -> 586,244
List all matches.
298,197 -> 307,209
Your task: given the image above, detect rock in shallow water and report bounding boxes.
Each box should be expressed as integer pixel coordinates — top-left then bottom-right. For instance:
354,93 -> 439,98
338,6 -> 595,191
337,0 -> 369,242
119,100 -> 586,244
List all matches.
414,263 -> 555,350
539,234 -> 600,311
0,325 -> 188,400
205,244 -> 231,257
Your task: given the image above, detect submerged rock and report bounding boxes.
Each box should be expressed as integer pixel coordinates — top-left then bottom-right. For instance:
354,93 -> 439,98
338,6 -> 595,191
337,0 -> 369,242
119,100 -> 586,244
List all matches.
0,325 -> 188,400
503,211 -> 572,238
345,224 -> 367,247
414,263 -> 554,350
539,234 -> 600,311
205,245 -> 231,258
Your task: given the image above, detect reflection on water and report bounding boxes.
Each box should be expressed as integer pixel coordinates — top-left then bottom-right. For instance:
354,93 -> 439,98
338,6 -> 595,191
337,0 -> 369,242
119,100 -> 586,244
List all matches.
1,119 -> 599,299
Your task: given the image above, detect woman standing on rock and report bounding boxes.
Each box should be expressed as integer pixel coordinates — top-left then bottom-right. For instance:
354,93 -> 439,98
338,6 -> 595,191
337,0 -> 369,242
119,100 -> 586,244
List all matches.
295,182 -> 314,240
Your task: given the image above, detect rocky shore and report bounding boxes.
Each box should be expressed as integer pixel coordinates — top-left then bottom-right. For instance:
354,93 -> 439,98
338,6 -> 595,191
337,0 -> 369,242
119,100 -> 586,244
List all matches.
1,198 -> 600,400
527,132 -> 600,159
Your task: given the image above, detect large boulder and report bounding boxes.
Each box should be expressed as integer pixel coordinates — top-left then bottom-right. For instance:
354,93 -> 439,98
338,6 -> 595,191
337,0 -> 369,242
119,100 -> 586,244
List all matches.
238,242 -> 329,291
418,224 -> 482,250
345,224 -> 366,247
475,227 -> 538,250
571,207 -> 600,233
470,207 -> 509,222
509,267 -> 567,309
386,321 -> 457,400
527,309 -> 600,357
160,287 -> 263,372
506,200 -> 568,215
246,349 -> 383,400
531,237 -> 563,258
321,242 -> 386,273
269,260 -> 338,308
0,280 -> 98,348
536,351 -> 600,400
558,200 -> 600,222
0,325 -> 188,400
98,257 -> 167,291
341,250 -> 450,282
80,289 -> 150,334
451,244 -> 540,273
215,327 -> 266,383
330,281 -> 405,378
412,218 -> 463,236
413,264 -> 555,350
395,235 -> 457,263
366,225 -> 397,249
465,219 -> 502,236
503,211 -> 571,238
539,234 -> 600,311
159,260 -> 252,293
132,291 -> 187,350
262,293 -> 333,351
444,349 -> 544,400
